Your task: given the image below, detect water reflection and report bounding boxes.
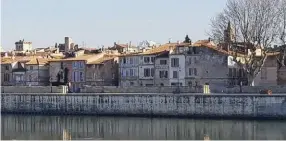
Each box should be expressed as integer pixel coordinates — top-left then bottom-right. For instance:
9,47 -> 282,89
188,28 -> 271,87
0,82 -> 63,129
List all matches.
1,114 -> 286,140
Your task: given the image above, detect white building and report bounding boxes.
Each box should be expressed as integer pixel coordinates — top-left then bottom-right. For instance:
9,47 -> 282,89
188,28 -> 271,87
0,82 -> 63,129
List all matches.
15,39 -> 32,52
169,44 -> 187,86
138,54 -> 155,86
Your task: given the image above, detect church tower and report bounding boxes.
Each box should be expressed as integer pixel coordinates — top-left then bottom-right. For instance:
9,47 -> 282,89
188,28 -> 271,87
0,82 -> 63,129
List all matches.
222,21 -> 235,51
224,21 -> 235,43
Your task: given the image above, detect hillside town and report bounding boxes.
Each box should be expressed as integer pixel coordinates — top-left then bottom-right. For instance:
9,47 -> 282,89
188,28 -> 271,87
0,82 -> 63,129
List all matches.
0,24 -> 284,93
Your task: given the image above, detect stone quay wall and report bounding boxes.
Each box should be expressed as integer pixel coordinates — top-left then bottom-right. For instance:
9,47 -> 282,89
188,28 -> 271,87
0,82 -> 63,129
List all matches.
3,85 -> 286,94
1,93 -> 286,119
1,86 -> 68,93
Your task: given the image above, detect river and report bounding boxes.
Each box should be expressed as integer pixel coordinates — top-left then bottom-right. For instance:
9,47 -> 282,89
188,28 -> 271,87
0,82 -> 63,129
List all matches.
1,114 -> 286,140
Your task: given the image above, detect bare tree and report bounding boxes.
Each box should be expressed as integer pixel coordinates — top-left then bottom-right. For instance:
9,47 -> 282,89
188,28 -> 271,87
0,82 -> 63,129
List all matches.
277,0 -> 286,69
209,0 -> 281,86
209,13 -> 229,44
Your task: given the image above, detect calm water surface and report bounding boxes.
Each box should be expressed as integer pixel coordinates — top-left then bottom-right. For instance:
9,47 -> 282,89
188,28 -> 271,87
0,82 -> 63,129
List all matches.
1,114 -> 286,140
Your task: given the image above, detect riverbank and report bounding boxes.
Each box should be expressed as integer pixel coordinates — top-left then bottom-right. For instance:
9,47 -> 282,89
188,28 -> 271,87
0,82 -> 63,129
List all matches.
1,93 -> 286,119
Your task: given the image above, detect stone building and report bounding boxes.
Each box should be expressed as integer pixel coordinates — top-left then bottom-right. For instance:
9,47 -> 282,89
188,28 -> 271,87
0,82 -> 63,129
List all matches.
154,51 -> 169,86
85,55 -> 119,86
49,53 -> 104,92
25,58 -> 50,86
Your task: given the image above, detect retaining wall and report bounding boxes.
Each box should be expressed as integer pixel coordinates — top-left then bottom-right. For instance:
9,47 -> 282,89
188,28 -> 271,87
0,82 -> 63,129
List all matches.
2,85 -> 286,94
82,86 -> 286,93
1,93 -> 286,119
1,86 -> 68,93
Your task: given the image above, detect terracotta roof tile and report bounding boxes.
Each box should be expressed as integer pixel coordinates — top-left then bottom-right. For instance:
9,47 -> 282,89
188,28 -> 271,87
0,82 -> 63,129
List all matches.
87,55 -> 118,64
49,55 -> 96,62
26,58 -> 50,65
140,43 -> 178,55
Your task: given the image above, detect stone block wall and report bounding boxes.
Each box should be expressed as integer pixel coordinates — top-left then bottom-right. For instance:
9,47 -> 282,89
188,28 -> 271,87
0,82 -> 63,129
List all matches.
1,93 -> 286,119
1,86 -> 67,93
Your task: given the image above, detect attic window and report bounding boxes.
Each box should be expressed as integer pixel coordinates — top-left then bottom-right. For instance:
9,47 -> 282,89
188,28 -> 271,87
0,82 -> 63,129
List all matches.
30,66 -> 33,70
5,66 -> 9,70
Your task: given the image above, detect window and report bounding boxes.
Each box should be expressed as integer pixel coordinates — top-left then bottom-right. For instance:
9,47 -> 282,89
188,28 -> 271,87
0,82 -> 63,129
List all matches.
160,60 -> 167,65
123,58 -> 126,64
130,58 -> 133,64
159,71 -> 168,78
173,71 -> 178,78
151,57 -> 155,63
72,62 -> 78,69
80,72 -> 84,81
151,68 -> 154,77
79,62 -> 84,68
30,66 -> 33,70
233,68 -> 237,78
171,58 -> 179,67
189,68 -> 198,76
130,82 -> 134,86
73,71 -> 76,82
76,71 -> 80,82
194,68 -> 197,76
228,68 -> 233,77
126,70 -> 129,77
194,57 -> 198,64
60,62 -> 64,69
130,69 -> 134,76
189,58 -> 192,64
4,73 -> 9,82
144,68 -> 151,77
144,57 -> 150,63
193,47 -> 198,54
5,66 -> 9,70
93,73 -> 96,79
188,81 -> 192,86
189,68 -> 193,76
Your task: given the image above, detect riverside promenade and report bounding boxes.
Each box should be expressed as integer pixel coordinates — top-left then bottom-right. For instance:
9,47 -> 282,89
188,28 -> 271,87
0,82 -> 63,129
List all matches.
1,93 -> 286,119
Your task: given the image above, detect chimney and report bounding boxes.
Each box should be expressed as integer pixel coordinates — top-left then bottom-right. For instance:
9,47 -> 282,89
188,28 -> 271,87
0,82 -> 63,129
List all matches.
208,38 -> 211,42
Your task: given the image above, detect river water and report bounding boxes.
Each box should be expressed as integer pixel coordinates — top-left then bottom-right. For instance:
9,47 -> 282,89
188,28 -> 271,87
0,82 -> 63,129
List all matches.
1,114 -> 286,140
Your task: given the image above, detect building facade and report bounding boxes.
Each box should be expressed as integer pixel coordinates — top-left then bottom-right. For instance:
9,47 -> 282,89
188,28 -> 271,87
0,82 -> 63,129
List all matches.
169,45 -> 186,86
25,58 -> 50,86
86,55 -> 119,86
154,51 -> 169,86
15,39 -> 32,52
119,55 -> 140,87
138,54 -> 155,86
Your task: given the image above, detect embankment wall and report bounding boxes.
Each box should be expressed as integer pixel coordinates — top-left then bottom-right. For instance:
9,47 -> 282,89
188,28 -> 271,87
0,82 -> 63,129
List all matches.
1,93 -> 286,119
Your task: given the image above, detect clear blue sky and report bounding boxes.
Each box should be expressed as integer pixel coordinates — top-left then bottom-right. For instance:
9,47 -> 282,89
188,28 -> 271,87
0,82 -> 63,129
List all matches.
1,0 -> 227,50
